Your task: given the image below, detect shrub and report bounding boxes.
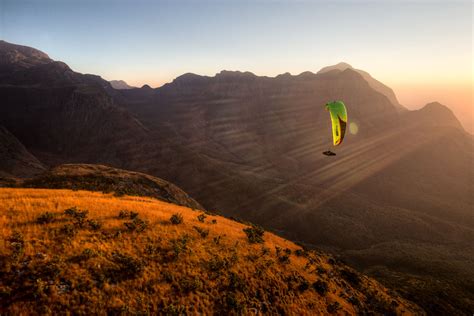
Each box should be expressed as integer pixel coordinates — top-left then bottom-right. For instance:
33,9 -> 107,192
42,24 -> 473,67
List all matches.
36,212 -> 55,224
8,231 -> 25,259
295,249 -> 305,257
118,210 -> 130,218
178,276 -> 203,293
124,217 -> 148,232
211,219 -> 217,224
193,226 -> 209,238
224,292 -> 244,313
59,224 -> 77,237
118,210 -> 139,219
298,279 -> 310,292
64,207 -> 88,227
108,252 -> 144,282
228,272 -> 246,292
284,248 -> 292,255
207,254 -> 237,273
278,254 -> 290,264
243,225 -> 264,244
170,213 -> 183,225
197,213 -> 207,222
340,268 -> 361,287
170,235 -> 189,260
162,303 -> 186,315
87,219 -> 102,231
327,302 -> 341,313
312,280 -> 328,295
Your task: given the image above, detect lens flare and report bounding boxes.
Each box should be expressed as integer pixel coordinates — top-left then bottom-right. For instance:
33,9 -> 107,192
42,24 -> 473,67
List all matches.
349,122 -> 359,135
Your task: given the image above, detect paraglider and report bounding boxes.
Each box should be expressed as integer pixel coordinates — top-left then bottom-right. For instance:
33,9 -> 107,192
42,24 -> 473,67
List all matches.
323,101 -> 347,156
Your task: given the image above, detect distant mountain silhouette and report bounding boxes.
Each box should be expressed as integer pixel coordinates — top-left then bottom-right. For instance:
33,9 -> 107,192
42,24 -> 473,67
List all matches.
318,62 -> 405,111
109,79 -> 135,89
0,40 -> 472,314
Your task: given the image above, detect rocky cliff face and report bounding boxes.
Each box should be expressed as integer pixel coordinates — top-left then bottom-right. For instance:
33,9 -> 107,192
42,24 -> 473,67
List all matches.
0,40 -> 155,169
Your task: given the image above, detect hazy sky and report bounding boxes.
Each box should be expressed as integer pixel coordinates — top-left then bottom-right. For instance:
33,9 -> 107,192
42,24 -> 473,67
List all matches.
1,0 -> 472,131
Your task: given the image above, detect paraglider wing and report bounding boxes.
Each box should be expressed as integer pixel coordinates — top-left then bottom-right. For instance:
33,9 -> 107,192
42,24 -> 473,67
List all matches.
326,101 -> 348,146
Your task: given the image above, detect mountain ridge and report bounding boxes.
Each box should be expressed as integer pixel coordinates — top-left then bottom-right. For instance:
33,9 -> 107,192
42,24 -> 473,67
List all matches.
0,40 -> 472,314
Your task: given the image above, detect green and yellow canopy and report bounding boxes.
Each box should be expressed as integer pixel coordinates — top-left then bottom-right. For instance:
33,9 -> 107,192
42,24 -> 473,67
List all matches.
326,101 -> 348,146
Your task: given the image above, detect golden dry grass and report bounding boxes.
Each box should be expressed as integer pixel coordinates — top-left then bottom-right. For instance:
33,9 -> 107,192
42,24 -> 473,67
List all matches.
0,188 -> 423,315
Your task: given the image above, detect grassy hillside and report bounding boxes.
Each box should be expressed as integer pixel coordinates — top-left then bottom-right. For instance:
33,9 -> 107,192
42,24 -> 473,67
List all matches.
0,188 -> 422,315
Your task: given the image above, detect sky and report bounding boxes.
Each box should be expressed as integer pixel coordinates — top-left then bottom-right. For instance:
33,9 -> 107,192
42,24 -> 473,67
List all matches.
1,0 -> 472,131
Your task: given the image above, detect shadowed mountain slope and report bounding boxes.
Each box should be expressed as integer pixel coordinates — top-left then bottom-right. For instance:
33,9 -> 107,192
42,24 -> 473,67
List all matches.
0,125 -> 45,178
0,40 -> 472,314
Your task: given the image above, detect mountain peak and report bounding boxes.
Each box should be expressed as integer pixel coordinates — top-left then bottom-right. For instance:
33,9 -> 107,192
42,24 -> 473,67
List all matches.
317,62 -> 353,74
216,70 -> 256,78
411,101 -> 463,130
0,40 -> 51,69
110,80 -> 135,90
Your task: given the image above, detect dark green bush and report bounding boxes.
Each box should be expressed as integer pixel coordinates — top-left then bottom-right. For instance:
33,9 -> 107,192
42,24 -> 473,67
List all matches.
36,212 -> 55,224
124,217 -> 148,232
327,302 -> 341,313
278,254 -> 290,264
87,219 -> 102,231
340,268 -> 361,287
193,226 -> 209,238
8,231 -> 24,259
178,276 -> 203,293
243,225 -> 264,244
59,224 -> 77,237
64,207 -> 88,227
312,280 -> 328,295
170,213 -> 183,225
197,213 -> 207,222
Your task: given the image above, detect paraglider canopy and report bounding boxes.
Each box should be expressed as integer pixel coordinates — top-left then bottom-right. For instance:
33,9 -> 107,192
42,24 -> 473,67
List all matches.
323,101 -> 348,156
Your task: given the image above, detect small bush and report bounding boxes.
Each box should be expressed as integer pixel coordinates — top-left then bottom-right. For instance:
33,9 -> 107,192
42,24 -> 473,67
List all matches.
178,276 -> 203,293
162,303 -> 186,315
327,302 -> 341,313
87,219 -> 102,231
108,252 -> 144,282
8,231 -> 24,259
340,268 -> 361,287
284,248 -> 292,255
124,217 -> 148,232
170,235 -> 189,260
278,254 -> 290,264
313,280 -> 328,295
118,210 -> 139,219
59,224 -> 77,237
64,207 -> 88,227
228,272 -> 246,292
193,226 -> 209,238
295,249 -> 305,257
243,225 -> 264,244
211,219 -> 217,224
36,212 -> 55,224
197,213 -> 207,222
118,210 -> 130,219
170,213 -> 183,225
298,279 -> 310,292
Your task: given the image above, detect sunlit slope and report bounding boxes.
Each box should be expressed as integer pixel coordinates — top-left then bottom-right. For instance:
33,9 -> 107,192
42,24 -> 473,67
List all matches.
0,188 -> 422,315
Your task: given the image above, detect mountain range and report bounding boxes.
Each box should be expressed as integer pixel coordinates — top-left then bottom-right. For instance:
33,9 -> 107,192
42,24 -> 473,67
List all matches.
0,39 -> 472,315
